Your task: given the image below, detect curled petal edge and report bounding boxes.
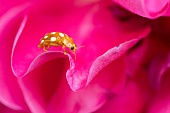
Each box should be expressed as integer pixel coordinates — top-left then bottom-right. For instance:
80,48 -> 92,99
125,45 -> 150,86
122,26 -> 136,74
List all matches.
66,39 -> 140,91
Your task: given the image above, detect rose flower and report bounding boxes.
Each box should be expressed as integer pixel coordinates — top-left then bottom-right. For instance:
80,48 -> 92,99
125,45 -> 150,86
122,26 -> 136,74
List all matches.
0,0 -> 170,113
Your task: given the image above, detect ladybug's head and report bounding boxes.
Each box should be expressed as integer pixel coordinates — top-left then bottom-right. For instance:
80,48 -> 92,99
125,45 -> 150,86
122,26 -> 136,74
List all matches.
70,44 -> 76,52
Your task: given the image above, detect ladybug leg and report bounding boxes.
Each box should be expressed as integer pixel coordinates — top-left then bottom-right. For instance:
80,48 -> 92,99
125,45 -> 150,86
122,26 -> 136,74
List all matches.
62,45 -> 67,55
42,41 -> 51,51
43,46 -> 48,51
43,44 -> 50,51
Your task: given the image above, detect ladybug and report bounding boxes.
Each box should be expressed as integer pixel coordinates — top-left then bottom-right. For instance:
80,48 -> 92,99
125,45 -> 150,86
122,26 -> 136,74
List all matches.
38,32 -> 76,54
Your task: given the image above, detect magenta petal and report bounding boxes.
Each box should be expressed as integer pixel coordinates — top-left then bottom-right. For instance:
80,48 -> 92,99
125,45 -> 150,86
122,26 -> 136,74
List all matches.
0,2 -> 30,40
0,67 -> 28,111
0,102 -> 28,113
0,4 -> 31,111
19,53 -> 106,113
148,70 -> 170,113
148,54 -> 170,89
91,55 -> 126,94
0,65 -> 27,111
18,55 -> 69,113
87,39 -> 138,84
112,0 -> 170,18
94,81 -> 145,113
164,7 -> 170,16
145,0 -> 169,14
48,84 -> 107,113
125,40 -> 147,78
67,39 -> 147,91
65,2 -> 151,91
17,51 -> 67,78
137,35 -> 170,89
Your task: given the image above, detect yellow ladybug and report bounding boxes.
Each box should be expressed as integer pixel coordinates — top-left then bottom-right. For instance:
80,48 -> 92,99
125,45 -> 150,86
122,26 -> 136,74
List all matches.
38,32 -> 76,54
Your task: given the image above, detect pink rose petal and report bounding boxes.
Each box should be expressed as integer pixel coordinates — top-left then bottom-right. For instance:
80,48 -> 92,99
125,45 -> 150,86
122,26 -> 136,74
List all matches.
112,0 -> 170,18
19,54 -> 107,113
138,35 -> 170,90
18,55 -> 69,113
164,7 -> 170,16
0,102 -> 28,113
91,55 -> 126,94
48,84 -> 107,113
148,53 -> 170,89
65,2 -> 151,91
125,39 -> 147,77
0,2 -> 30,39
67,30 -> 150,91
94,81 -> 145,113
145,0 -> 169,14
87,39 -> 138,84
0,4 -> 30,111
149,70 -> 170,113
0,1 -> 30,17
